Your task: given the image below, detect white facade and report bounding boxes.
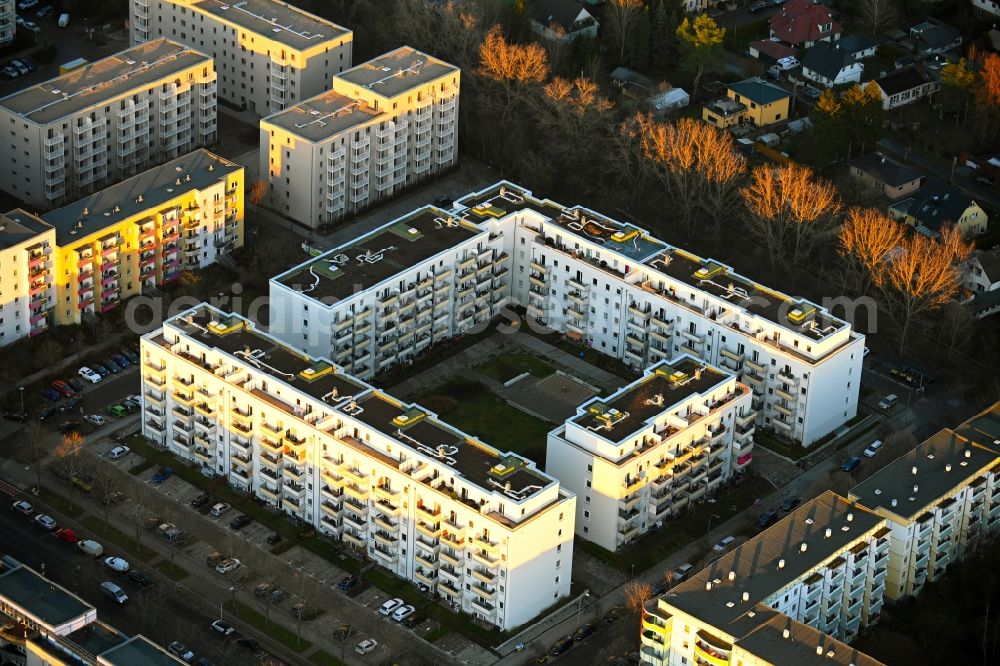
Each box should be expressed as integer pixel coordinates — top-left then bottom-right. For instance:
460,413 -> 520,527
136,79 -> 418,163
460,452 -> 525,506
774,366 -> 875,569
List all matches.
131,0 -> 352,116
0,0 -> 13,48
0,211 -> 57,344
0,38 -> 217,208
260,47 -> 459,227
973,0 -> 1000,16
140,304 -> 575,631
546,357 -> 754,551
801,61 -> 863,88
269,182 -> 864,446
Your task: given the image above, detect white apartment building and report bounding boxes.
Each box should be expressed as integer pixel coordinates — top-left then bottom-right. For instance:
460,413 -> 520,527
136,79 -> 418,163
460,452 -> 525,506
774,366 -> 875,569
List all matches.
0,210 -> 57,344
640,492 -> 890,666
269,182 -> 864,446
260,47 -> 459,227
0,0 -> 13,49
546,356 -> 755,551
131,0 -> 352,115
140,303 -> 576,630
849,404 -> 1000,601
0,38 -> 217,208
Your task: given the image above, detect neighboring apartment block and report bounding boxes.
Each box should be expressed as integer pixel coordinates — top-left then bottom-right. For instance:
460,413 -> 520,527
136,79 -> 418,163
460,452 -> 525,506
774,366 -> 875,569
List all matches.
849,404 -> 1000,601
0,210 -> 57,343
0,0 -> 13,49
260,46 -> 459,227
546,356 -> 755,551
131,0 -> 352,115
0,558 -> 186,665
139,304 -> 576,630
0,38 -> 217,208
640,492 -> 890,666
270,182 -> 864,446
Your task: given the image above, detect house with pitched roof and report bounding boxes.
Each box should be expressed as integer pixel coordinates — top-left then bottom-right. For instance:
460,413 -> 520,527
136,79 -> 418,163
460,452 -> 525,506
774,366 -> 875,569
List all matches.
838,34 -> 880,60
529,0 -> 599,43
889,178 -> 988,238
973,0 -> 1000,17
801,42 -> 864,87
702,77 -> 791,129
849,153 -> 924,201
872,66 -> 938,110
909,18 -> 962,55
964,247 -> 1000,295
770,0 -> 844,48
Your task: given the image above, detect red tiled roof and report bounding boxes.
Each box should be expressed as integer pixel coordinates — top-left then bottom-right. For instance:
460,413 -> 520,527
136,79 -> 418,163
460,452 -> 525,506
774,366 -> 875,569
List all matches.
770,0 -> 843,46
750,40 -> 797,60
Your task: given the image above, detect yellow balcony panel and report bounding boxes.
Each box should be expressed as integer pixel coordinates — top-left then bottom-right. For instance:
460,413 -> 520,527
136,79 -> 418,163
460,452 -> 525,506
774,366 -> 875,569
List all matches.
374,514 -> 399,531
373,548 -> 398,563
343,467 -> 369,484
415,569 -> 437,586
194,402 -> 215,418
284,467 -> 304,483
260,436 -> 282,453
414,553 -> 438,570
773,403 -> 792,418
437,582 -> 461,598
260,455 -> 282,470
775,388 -> 797,402
441,532 -> 464,549
172,392 -> 195,407
473,550 -> 499,567
416,521 -> 443,538
694,643 -> 730,666
374,485 -> 400,501
322,471 -> 346,488
258,486 -> 279,503
343,531 -> 366,548
471,583 -> 497,599
345,484 -> 369,502
744,358 -> 766,373
261,421 -> 282,437
320,501 -> 342,518
440,550 -> 462,566
472,568 -> 496,584
721,347 -> 743,362
281,498 -> 302,514
375,531 -> 398,548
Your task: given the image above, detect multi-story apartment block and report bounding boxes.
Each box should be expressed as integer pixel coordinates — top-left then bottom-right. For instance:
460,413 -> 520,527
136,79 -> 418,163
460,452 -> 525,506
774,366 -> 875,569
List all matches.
0,38 -> 217,208
270,182 -> 864,445
849,404 -> 1000,601
0,210 -> 57,343
0,558 -> 185,665
0,0 -> 14,49
546,356 -> 755,551
131,0 -> 352,115
640,492 -> 889,666
260,47 -> 459,227
139,303 -> 575,630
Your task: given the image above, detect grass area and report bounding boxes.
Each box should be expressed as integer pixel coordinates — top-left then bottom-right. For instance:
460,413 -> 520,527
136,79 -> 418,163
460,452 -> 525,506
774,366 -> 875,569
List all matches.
153,559 -> 189,581
519,321 -> 635,382
476,353 -> 554,383
224,601 -> 312,653
309,652 -> 345,666
81,515 -> 159,561
754,431 -> 809,461
418,380 -> 552,464
425,626 -> 450,643
580,474 -> 776,573
36,486 -> 86,519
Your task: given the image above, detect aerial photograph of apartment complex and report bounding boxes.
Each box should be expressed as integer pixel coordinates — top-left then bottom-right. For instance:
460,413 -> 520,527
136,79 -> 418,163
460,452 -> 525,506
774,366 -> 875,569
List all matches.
0,1 -> 998,665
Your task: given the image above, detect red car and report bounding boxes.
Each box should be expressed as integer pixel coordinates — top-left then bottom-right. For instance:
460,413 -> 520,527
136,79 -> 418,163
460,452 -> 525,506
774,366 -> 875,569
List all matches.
55,528 -> 77,543
51,380 -> 76,398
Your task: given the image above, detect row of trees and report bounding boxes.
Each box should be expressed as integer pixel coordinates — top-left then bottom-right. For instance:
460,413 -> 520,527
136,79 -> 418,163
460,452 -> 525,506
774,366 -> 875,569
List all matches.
939,50 -> 1000,145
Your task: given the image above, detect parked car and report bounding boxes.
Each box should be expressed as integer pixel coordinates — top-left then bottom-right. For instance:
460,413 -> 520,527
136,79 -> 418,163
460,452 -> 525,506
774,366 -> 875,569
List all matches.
210,502 -> 231,517
549,636 -> 575,656
34,514 -> 57,530
107,405 -> 127,418
77,540 -> 104,557
36,5 -> 54,18
712,536 -> 735,552
672,563 -> 694,582
266,532 -> 282,545
4,411 -> 28,423
40,388 -> 62,402
104,358 -> 121,373
756,510 -> 780,531
168,641 -> 194,662
17,0 -> 39,10
215,558 -> 241,574
11,500 -> 33,515
20,20 -> 41,33
749,0 -> 768,11
863,440 -> 884,458
379,598 -> 404,616
391,604 -> 415,622
108,445 -> 130,459
254,583 -> 286,603
433,195 -> 454,209
210,619 -> 235,636
842,456 -> 862,473
121,348 -> 139,363
37,406 -> 59,421
1,65 -> 19,79
103,556 -> 130,572
404,612 -> 426,628
573,623 -> 595,641
206,551 -> 225,567
55,527 -> 77,542
190,492 -> 210,508
151,466 -> 172,483
776,56 -> 799,70
878,394 -> 899,411
229,514 -> 252,530
976,175 -> 995,187
125,395 -> 143,408
93,363 -> 110,376
66,378 -> 84,392
100,581 -> 128,604
127,570 -> 154,587
355,639 -> 378,655
780,496 -> 802,513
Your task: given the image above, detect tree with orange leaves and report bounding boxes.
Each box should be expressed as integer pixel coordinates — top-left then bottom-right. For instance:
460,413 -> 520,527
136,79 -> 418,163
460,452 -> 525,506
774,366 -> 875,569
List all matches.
837,207 -> 904,294
54,431 -> 87,509
879,225 -> 973,353
741,163 -> 842,276
477,25 -> 549,124
624,580 -> 654,616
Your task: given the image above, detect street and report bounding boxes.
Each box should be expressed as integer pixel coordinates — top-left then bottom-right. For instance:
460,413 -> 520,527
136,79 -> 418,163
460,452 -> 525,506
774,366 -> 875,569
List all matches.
877,137 -> 1000,210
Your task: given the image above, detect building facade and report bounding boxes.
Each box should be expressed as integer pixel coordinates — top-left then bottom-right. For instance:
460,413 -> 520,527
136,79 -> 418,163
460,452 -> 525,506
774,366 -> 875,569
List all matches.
259,47 -> 459,227
131,0 -> 352,116
546,357 -> 754,551
139,304 -> 576,630
0,211 -> 57,343
270,182 -> 864,446
0,0 -> 13,49
0,38 -> 217,208
640,492 -> 890,666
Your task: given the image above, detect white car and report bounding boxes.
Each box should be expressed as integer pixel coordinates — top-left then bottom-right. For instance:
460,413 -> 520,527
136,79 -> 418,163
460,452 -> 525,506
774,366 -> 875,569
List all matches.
712,535 -> 735,552
125,395 -> 143,408
103,556 -> 130,572
355,639 -> 378,655
78,367 -> 102,383
34,514 -> 57,530
21,20 -> 41,33
391,604 -> 415,622
776,56 -> 799,70
863,440 -> 884,458
210,619 -> 235,636
378,597 -> 404,616
215,558 -> 241,574
85,414 -> 107,426
108,445 -> 130,459
210,502 -> 230,517
17,0 -> 39,10
168,641 -> 194,662
12,500 -> 33,515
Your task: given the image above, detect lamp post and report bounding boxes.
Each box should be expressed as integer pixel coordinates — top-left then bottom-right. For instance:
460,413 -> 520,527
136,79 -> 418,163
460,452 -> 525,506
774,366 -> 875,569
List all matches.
18,386 -> 24,414
575,590 -> 590,629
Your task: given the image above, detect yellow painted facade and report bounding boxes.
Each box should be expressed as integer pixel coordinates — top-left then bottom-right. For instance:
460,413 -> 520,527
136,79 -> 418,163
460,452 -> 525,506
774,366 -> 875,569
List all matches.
703,85 -> 790,129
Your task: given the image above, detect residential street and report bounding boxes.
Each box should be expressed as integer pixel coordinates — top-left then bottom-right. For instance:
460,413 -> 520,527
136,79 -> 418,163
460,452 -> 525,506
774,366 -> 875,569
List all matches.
877,138 -> 1000,209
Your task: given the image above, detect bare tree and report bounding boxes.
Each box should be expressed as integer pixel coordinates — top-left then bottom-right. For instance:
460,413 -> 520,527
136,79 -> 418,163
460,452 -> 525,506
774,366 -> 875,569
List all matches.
25,420 -> 48,492
53,432 -> 87,509
604,0 -> 645,62
624,580 -> 653,616
858,0 -> 900,37
91,456 -> 122,526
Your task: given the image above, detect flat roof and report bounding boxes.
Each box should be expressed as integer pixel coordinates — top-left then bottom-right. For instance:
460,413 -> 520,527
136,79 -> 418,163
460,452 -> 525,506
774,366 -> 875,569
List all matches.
65,621 -> 127,657
274,207 -> 482,302
335,46 -> 458,98
189,0 -> 349,50
0,39 -> 211,124
99,635 -> 187,665
572,358 -> 732,443
0,210 -> 51,250
41,150 -> 240,246
662,492 -> 883,631
733,607 -> 886,666
262,90 -> 383,142
0,565 -> 93,629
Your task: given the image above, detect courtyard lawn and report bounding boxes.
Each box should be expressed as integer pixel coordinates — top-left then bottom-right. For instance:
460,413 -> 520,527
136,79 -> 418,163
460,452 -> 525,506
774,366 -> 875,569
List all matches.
418,380 -> 552,464
476,352 -> 554,383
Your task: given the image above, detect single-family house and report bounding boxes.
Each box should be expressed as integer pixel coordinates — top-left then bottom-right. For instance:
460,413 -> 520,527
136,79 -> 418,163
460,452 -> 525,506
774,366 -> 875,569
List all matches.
838,34 -> 880,60
909,18 -> 962,55
850,153 -> 924,201
889,178 -> 989,238
770,0 -> 844,48
650,88 -> 690,116
530,0 -> 599,43
873,66 -> 937,110
963,247 -> 1000,294
748,39 -> 798,64
801,42 -> 864,87
972,0 -> 1000,18
702,77 -> 791,129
